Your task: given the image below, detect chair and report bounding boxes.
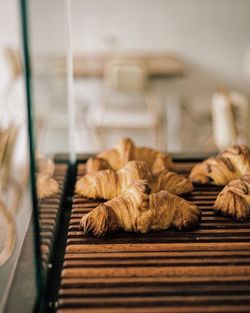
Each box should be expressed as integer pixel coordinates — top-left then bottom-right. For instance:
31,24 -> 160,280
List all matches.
211,89 -> 250,151
87,58 -> 164,150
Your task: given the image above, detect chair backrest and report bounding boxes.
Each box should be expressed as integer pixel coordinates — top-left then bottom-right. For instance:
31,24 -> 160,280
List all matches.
229,91 -> 250,146
211,91 -> 237,151
102,58 -> 150,111
104,58 -> 147,93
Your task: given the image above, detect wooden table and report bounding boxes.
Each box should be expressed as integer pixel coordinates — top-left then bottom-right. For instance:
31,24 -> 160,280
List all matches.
73,52 -> 184,78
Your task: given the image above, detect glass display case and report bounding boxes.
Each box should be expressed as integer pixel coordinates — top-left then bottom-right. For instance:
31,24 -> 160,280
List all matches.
0,5 -> 39,312
1,0 -> 70,311
0,120 -> 38,313
2,0 -> 250,312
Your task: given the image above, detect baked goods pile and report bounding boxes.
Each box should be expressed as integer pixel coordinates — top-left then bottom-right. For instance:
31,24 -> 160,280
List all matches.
76,138 -> 200,237
77,139 -> 250,237
190,145 -> 250,221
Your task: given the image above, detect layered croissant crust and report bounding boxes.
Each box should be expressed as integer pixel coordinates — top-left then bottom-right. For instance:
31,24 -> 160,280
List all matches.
36,153 -> 55,176
214,175 -> 250,221
85,157 -> 112,174
80,181 -> 200,236
76,161 -> 193,199
87,137 -> 173,174
36,173 -> 59,199
190,145 -> 250,185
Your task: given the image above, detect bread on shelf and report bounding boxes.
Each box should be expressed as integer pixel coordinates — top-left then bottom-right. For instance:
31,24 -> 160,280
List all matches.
85,157 -> 112,174
76,160 -> 193,199
214,174 -> 250,221
36,153 -> 55,177
190,145 -> 250,185
86,137 -> 173,174
36,173 -> 59,199
80,180 -> 200,237
36,154 -> 59,199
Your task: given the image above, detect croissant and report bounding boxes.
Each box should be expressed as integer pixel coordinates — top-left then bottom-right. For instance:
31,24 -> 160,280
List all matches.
151,169 -> 193,195
213,175 -> 250,221
36,153 -> 55,176
89,137 -> 173,174
86,157 -> 112,174
190,145 -> 250,185
36,173 -> 59,199
76,161 -> 193,199
80,180 -> 200,236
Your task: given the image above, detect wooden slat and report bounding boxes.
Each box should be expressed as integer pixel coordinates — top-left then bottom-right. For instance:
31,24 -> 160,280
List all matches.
58,294 -> 250,305
61,265 -> 250,278
57,306 -> 250,313
60,275 -> 250,286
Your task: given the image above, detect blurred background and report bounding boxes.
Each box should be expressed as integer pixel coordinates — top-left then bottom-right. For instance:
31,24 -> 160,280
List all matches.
1,1 -> 250,310
1,0 -> 250,157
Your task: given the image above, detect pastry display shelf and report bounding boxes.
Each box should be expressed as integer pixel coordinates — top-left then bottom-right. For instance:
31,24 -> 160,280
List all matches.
40,156 -> 250,313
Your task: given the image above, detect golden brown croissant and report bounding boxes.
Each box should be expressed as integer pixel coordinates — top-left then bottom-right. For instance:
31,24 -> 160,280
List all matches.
35,153 -> 59,199
213,175 -> 250,221
36,173 -> 59,199
93,137 -> 173,174
135,146 -> 173,175
86,157 -> 112,174
76,161 -> 193,199
36,153 -> 55,176
151,169 -> 193,195
190,145 -> 250,185
80,180 -> 200,236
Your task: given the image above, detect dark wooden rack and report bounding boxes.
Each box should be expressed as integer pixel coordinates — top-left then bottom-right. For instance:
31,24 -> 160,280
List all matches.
53,161 -> 250,313
39,163 -> 68,270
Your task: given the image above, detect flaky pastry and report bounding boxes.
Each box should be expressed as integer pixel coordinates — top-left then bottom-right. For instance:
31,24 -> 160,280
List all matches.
76,161 -> 193,199
36,173 -> 59,199
36,153 -> 55,176
214,174 -> 250,221
190,145 -> 250,185
80,180 -> 200,236
86,157 -> 112,174
88,138 -> 173,174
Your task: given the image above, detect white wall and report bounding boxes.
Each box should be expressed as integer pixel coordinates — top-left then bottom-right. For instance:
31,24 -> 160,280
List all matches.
24,0 -> 250,94
0,0 -> 20,92
70,0 -> 250,95
0,0 -> 19,47
2,0 -> 250,97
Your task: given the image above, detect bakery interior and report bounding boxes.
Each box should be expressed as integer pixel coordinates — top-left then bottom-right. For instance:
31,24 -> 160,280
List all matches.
1,0 -> 250,312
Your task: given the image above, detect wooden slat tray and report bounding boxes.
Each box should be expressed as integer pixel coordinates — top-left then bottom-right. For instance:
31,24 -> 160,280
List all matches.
38,163 -> 68,268
57,162 -> 250,313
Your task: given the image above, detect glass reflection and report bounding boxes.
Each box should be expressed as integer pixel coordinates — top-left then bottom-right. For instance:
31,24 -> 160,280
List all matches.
0,52 -> 37,311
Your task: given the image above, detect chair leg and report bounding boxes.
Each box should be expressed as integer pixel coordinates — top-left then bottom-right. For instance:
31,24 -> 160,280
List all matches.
95,127 -> 107,150
154,123 -> 165,151
159,123 -> 166,151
